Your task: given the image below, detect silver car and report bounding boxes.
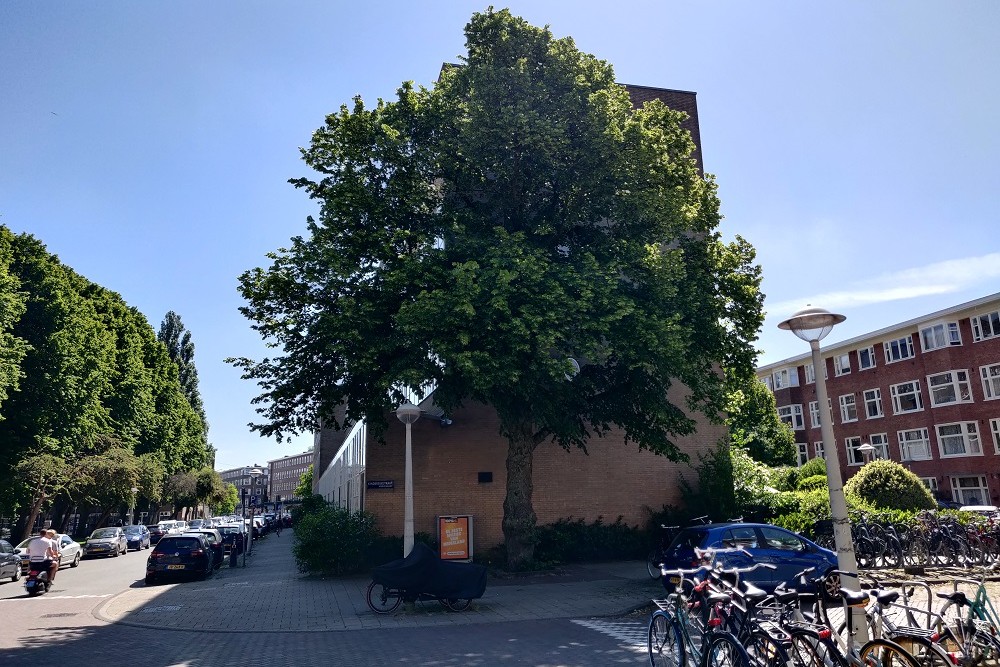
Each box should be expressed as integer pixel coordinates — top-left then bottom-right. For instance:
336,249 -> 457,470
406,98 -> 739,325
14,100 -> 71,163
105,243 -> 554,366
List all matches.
83,527 -> 128,558
15,533 -> 83,574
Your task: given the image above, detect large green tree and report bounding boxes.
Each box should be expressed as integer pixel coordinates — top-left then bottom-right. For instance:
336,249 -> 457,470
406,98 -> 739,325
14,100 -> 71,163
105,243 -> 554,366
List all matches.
0,227 -> 29,414
726,375 -> 796,466
231,9 -> 763,567
158,311 -> 208,438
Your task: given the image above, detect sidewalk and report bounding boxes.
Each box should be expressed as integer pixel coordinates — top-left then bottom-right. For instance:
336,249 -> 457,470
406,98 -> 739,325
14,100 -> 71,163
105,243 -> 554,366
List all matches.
94,530 -> 663,633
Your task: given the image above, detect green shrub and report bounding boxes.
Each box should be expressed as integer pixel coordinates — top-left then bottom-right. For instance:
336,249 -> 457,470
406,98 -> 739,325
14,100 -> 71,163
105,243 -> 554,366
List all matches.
844,460 -> 935,512
680,442 -> 737,521
292,503 -> 381,575
534,516 -> 645,564
797,474 -> 828,491
769,466 -> 800,492
798,457 -> 827,479
772,511 -> 813,536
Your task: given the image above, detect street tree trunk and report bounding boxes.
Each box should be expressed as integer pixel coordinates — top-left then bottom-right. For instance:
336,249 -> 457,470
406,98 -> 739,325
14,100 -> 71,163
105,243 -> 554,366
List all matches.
502,424 -> 538,570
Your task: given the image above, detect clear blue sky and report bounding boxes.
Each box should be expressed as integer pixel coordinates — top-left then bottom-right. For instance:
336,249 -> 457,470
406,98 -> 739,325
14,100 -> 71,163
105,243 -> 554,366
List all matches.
3,2 -> 998,472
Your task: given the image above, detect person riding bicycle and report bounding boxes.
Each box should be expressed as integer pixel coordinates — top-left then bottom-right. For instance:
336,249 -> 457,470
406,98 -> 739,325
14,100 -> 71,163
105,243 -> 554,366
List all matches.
26,528 -> 59,586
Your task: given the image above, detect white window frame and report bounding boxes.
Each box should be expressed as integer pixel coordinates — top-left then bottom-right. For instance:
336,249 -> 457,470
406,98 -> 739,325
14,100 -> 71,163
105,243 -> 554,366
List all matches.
857,346 -> 877,370
920,322 -> 962,352
981,363 -> 1000,401
884,336 -> 915,364
899,427 -> 932,461
890,380 -> 924,414
839,394 -> 858,423
991,418 -> 1000,455
804,364 -> 815,384
972,310 -> 1000,343
814,441 -> 825,459
920,477 -> 938,492
762,375 -> 774,391
834,353 -> 851,377
870,432 -> 889,460
846,436 -> 865,466
936,421 -> 983,458
809,401 -> 820,429
927,369 -> 973,407
778,404 -> 805,431
863,388 -> 883,419
797,442 -> 810,467
950,475 -> 989,505
773,368 -> 799,389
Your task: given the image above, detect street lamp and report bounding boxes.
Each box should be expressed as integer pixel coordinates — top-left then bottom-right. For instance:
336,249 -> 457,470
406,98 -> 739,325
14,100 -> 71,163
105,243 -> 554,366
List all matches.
245,467 -> 263,565
858,442 -> 876,465
395,402 -> 421,557
779,306 -> 867,640
129,487 -> 139,526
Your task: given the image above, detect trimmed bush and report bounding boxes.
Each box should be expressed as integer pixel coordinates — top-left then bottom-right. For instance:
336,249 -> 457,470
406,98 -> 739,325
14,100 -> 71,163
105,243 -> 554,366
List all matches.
798,457 -> 827,479
534,516 -> 645,564
844,460 -> 935,512
798,474 -> 829,491
292,502 -> 381,575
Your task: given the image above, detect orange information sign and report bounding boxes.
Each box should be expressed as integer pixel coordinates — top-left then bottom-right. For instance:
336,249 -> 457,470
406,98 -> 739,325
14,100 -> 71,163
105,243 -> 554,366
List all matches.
437,515 -> 473,561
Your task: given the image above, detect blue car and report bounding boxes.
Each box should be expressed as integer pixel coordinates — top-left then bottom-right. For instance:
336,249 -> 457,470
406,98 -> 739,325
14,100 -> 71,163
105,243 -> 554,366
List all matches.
659,522 -> 838,596
124,524 -> 151,551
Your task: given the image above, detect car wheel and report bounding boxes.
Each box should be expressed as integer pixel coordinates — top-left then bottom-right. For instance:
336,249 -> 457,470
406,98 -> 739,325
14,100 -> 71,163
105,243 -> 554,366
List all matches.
11,567 -> 20,582
144,575 -> 156,585
71,553 -> 80,568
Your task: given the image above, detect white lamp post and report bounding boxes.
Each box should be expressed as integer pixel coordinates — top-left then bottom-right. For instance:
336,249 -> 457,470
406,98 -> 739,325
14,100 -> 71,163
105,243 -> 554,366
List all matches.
779,306 -> 867,641
395,402 -> 421,557
129,487 -> 139,526
858,442 -> 876,465
245,467 -> 262,564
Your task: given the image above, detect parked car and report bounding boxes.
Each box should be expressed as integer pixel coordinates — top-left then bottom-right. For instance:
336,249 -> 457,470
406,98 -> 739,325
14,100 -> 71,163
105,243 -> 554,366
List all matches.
148,521 -> 180,544
15,533 -> 82,574
145,534 -> 214,584
187,519 -> 207,530
0,540 -> 22,583
216,524 -> 246,555
959,505 -> 999,516
182,529 -> 224,568
659,522 -> 839,596
123,524 -> 151,551
83,527 -> 128,558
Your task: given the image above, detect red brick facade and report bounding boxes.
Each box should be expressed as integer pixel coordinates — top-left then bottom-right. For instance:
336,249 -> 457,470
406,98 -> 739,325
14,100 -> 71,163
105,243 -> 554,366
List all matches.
759,293 -> 1000,505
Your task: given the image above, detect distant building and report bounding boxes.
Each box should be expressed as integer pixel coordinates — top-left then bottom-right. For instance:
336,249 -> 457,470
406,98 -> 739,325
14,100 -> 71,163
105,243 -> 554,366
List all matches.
218,464 -> 270,507
267,450 -> 313,504
757,292 -> 1000,505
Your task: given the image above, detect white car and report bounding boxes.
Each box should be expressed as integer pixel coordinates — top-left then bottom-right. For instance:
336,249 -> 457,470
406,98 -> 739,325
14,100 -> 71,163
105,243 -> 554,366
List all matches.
959,505 -> 999,516
15,533 -> 83,574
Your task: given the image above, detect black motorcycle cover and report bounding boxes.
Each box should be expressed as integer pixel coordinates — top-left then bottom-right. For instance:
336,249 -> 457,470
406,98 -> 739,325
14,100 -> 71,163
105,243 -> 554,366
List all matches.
371,542 -> 487,600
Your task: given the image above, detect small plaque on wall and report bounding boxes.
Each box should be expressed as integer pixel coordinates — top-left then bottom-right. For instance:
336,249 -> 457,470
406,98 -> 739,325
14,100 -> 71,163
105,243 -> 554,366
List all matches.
366,480 -> 394,489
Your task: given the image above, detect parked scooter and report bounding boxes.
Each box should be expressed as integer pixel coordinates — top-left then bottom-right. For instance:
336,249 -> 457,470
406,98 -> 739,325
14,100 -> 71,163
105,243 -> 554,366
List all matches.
24,565 -> 52,596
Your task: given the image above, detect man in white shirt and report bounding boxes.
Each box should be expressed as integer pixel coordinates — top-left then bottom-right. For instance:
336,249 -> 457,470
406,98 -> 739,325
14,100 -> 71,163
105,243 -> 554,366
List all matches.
26,528 -> 58,584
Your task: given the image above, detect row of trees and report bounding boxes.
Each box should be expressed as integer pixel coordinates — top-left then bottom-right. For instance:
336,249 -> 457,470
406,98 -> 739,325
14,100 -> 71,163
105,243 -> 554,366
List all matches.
0,226 -> 222,539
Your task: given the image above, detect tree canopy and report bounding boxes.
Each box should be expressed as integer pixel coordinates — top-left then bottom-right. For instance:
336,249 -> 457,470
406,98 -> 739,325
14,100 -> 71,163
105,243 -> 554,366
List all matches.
726,375 -> 796,466
231,9 -> 763,567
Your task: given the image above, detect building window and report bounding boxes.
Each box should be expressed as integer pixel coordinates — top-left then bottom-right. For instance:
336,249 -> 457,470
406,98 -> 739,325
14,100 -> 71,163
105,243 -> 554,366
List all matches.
981,363 -> 1000,401
804,364 -> 815,384
972,310 -> 1000,342
814,442 -> 825,459
762,375 -> 774,391
890,380 -> 923,414
936,422 -> 982,458
920,477 -> 938,492
927,370 -> 973,407
809,401 -> 820,429
773,368 -> 799,389
777,404 -> 804,430
863,388 -> 883,419
839,394 -> 858,423
991,418 -> 1000,454
797,443 -> 809,467
950,475 -> 989,505
884,336 -> 915,363
920,322 -> 961,352
899,428 -> 931,461
870,433 -> 889,460
846,436 -> 864,466
834,353 -> 851,376
857,346 -> 877,370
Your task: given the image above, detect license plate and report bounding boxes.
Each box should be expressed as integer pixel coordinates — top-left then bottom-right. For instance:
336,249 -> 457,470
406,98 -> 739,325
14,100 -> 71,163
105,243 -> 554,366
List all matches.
669,576 -> 681,585
167,564 -> 185,570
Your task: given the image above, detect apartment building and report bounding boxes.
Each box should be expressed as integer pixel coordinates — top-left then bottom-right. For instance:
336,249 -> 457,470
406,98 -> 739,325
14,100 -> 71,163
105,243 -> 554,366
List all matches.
218,464 -> 270,505
267,450 -> 313,503
757,292 -> 1000,505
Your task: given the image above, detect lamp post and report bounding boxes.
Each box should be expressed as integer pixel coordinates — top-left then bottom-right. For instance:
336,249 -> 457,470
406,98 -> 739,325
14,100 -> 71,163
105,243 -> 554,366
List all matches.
129,487 -> 139,526
395,402 -> 421,557
242,467 -> 262,566
858,442 -> 876,465
779,306 -> 868,641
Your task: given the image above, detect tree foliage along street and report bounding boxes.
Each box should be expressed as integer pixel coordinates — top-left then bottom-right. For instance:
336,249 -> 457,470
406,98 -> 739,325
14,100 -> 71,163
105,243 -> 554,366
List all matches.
726,375 -> 796,467
230,9 -> 764,567
0,226 -> 215,538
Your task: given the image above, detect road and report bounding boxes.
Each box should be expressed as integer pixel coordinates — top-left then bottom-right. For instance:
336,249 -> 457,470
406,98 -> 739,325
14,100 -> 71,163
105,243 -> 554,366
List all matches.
0,546 -> 651,666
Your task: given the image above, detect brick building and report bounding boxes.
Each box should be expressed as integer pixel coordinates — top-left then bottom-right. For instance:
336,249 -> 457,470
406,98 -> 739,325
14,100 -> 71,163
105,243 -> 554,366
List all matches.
267,450 -> 313,504
313,83 -> 728,554
219,464 -> 270,506
757,292 -> 1000,505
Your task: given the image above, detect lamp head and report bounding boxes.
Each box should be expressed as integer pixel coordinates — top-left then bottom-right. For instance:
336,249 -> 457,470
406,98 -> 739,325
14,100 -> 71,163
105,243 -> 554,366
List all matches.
248,467 -> 263,479
778,307 -> 846,342
395,402 -> 421,425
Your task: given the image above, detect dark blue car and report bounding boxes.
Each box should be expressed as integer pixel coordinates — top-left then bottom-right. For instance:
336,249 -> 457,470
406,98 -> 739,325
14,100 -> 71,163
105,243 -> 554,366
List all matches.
660,522 -> 838,595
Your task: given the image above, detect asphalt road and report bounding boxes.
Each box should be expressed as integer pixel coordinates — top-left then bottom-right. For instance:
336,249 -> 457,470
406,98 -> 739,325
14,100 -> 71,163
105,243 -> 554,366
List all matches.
0,547 -> 651,666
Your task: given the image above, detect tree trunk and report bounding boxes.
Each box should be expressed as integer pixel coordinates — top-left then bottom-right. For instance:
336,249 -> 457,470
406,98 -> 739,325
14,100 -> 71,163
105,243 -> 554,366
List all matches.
21,491 -> 47,542
502,426 -> 538,570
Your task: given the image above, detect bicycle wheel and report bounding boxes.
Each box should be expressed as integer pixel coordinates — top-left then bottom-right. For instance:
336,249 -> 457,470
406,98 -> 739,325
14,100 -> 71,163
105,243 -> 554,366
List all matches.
746,631 -> 791,667
703,632 -> 750,667
881,538 -> 904,569
859,637 -> 921,667
648,611 -> 684,667
365,581 -> 402,614
648,549 -> 663,579
788,628 -> 848,667
888,635 -> 951,667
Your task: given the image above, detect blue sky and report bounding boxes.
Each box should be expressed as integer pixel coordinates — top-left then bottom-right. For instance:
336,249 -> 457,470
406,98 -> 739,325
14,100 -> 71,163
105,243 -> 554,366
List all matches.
2,2 -> 998,471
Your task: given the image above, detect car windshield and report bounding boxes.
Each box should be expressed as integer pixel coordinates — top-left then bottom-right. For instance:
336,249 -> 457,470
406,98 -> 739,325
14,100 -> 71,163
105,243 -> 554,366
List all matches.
157,537 -> 201,551
91,528 -> 119,538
